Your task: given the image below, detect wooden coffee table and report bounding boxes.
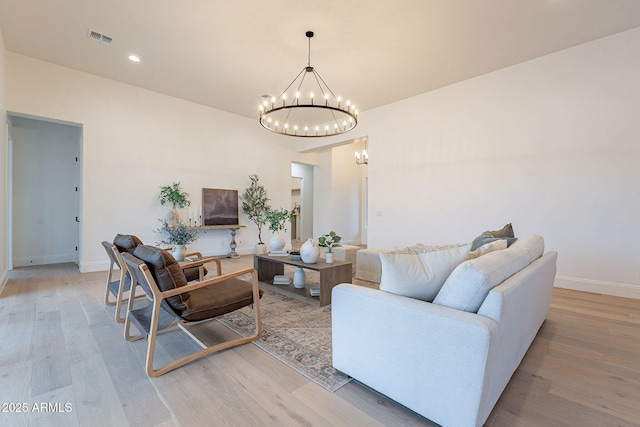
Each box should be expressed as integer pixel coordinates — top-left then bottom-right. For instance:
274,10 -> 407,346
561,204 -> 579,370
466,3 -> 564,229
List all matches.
253,254 -> 352,306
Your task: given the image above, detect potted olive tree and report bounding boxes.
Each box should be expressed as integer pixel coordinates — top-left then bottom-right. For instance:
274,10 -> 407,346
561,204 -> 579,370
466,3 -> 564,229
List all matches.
158,182 -> 191,225
240,174 -> 271,254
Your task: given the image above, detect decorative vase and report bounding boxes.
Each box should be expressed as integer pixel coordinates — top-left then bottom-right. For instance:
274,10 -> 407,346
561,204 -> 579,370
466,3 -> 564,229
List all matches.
325,252 -> 334,264
300,238 -> 320,264
170,205 -> 180,226
172,244 -> 186,262
269,231 -> 285,252
293,267 -> 306,289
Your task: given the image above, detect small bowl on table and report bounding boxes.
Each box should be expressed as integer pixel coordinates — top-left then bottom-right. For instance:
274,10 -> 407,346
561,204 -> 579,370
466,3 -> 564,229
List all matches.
289,251 -> 302,261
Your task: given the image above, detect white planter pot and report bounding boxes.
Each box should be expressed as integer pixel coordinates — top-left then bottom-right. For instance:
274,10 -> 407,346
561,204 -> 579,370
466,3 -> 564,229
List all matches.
255,243 -> 268,255
325,252 -> 334,264
172,244 -> 186,262
269,231 -> 285,252
300,238 -> 320,264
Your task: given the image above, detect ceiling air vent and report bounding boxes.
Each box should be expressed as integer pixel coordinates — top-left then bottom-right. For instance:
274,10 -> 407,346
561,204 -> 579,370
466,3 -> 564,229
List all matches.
87,29 -> 113,45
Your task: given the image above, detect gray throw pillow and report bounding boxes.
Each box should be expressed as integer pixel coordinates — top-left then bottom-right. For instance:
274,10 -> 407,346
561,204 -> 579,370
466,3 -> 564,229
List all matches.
470,232 -> 517,251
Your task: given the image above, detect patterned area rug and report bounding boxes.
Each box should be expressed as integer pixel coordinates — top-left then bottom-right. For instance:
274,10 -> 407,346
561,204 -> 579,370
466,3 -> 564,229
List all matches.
217,289 -> 352,392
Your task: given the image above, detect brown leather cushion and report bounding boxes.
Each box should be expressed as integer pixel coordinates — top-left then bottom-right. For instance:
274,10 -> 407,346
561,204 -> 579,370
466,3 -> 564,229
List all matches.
133,245 -> 190,312
180,277 -> 263,322
114,234 -> 144,254
184,266 -> 208,282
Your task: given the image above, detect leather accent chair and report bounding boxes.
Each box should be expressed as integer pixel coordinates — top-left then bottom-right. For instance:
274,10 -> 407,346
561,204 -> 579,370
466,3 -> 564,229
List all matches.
122,245 -> 262,377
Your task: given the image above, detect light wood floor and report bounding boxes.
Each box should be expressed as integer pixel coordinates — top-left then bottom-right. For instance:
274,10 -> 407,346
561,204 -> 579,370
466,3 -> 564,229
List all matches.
1,257 -> 639,427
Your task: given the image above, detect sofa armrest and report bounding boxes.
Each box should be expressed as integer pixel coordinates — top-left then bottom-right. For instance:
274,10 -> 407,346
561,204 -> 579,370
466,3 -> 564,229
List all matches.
332,284 -> 496,427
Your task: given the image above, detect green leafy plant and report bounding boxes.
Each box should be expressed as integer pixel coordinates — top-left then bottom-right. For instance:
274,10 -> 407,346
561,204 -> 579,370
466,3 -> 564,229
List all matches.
318,231 -> 342,253
266,208 -> 293,233
158,182 -> 191,208
240,174 -> 271,244
156,219 -> 199,245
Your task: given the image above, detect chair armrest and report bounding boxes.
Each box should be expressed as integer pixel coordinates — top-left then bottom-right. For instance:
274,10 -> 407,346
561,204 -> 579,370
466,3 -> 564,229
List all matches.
185,251 -> 203,259
162,267 -> 257,298
180,257 -> 222,276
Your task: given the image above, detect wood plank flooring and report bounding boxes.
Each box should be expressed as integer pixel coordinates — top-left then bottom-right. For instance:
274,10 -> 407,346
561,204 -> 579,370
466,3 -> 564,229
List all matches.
0,258 -> 639,426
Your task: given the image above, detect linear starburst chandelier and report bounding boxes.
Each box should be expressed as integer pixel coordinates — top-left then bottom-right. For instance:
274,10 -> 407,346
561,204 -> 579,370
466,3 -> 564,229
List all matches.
259,31 -> 358,138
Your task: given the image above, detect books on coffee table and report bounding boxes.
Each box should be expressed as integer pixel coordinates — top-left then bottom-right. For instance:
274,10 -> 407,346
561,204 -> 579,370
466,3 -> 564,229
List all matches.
269,250 -> 289,257
309,286 -> 320,297
273,275 -> 291,285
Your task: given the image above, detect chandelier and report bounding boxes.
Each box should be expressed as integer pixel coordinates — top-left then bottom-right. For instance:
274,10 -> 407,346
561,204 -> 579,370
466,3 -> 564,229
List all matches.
355,140 -> 368,165
259,31 -> 358,138
355,148 -> 368,165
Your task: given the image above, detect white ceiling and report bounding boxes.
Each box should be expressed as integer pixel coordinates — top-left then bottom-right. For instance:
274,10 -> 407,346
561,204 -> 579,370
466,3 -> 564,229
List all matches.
2,0 -> 640,121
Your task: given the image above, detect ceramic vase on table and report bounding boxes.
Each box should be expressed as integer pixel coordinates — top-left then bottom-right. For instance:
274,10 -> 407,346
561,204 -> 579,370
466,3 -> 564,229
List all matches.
269,231 -> 285,252
172,244 -> 186,262
325,252 -> 334,264
300,238 -> 320,264
170,205 -> 180,226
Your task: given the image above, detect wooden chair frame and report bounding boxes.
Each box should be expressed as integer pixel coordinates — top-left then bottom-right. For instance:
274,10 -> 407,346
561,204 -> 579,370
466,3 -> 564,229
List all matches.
122,253 -> 262,377
102,241 -> 148,323
102,240 -> 222,323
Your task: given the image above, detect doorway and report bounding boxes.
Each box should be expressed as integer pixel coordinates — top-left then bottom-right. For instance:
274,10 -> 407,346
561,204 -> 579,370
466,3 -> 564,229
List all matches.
291,162 -> 314,242
8,114 -> 82,269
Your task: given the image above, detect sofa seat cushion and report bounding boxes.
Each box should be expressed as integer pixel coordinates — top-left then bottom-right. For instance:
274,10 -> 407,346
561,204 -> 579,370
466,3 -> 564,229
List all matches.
379,244 -> 470,301
433,235 -> 544,312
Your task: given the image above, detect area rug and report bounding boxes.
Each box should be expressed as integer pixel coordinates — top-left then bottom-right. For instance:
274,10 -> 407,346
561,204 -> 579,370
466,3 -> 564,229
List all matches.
216,289 -> 352,392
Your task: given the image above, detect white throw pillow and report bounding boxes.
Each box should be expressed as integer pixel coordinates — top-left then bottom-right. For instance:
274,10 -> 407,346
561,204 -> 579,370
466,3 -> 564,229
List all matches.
433,245 -> 532,312
379,244 -> 470,301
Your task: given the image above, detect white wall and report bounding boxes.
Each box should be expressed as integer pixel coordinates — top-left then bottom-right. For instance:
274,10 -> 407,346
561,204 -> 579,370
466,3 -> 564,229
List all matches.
6,53 -> 314,271
291,162 -> 314,241
345,28 -> 640,298
330,142 -> 365,245
0,28 -> 7,291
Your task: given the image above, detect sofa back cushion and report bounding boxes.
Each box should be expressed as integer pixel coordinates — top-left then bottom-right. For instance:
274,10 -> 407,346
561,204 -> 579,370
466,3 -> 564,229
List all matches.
433,234 -> 544,313
133,245 -> 190,312
379,244 -> 470,301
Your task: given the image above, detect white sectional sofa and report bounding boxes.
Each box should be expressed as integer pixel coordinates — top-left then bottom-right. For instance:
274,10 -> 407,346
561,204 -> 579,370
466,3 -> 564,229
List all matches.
332,234 -> 557,427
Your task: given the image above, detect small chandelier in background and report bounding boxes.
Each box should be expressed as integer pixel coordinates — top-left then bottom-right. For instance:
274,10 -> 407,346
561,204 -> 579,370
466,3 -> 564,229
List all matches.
355,148 -> 368,165
259,31 -> 358,138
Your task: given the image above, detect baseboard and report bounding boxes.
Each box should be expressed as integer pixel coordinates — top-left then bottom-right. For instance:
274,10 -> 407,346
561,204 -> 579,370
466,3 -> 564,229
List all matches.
0,268 -> 7,296
13,253 -> 76,268
80,260 -> 110,273
555,275 -> 640,300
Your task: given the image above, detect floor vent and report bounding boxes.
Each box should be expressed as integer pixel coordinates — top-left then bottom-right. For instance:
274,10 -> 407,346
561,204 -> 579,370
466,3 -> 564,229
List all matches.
87,29 -> 113,45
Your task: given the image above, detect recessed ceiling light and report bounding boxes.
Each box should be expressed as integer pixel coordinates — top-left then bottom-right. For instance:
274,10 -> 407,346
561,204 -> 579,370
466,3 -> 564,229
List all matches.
128,55 -> 141,63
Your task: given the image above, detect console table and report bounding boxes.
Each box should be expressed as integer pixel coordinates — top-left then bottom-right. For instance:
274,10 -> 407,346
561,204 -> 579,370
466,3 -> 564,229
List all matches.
191,225 -> 245,258
253,254 -> 352,306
